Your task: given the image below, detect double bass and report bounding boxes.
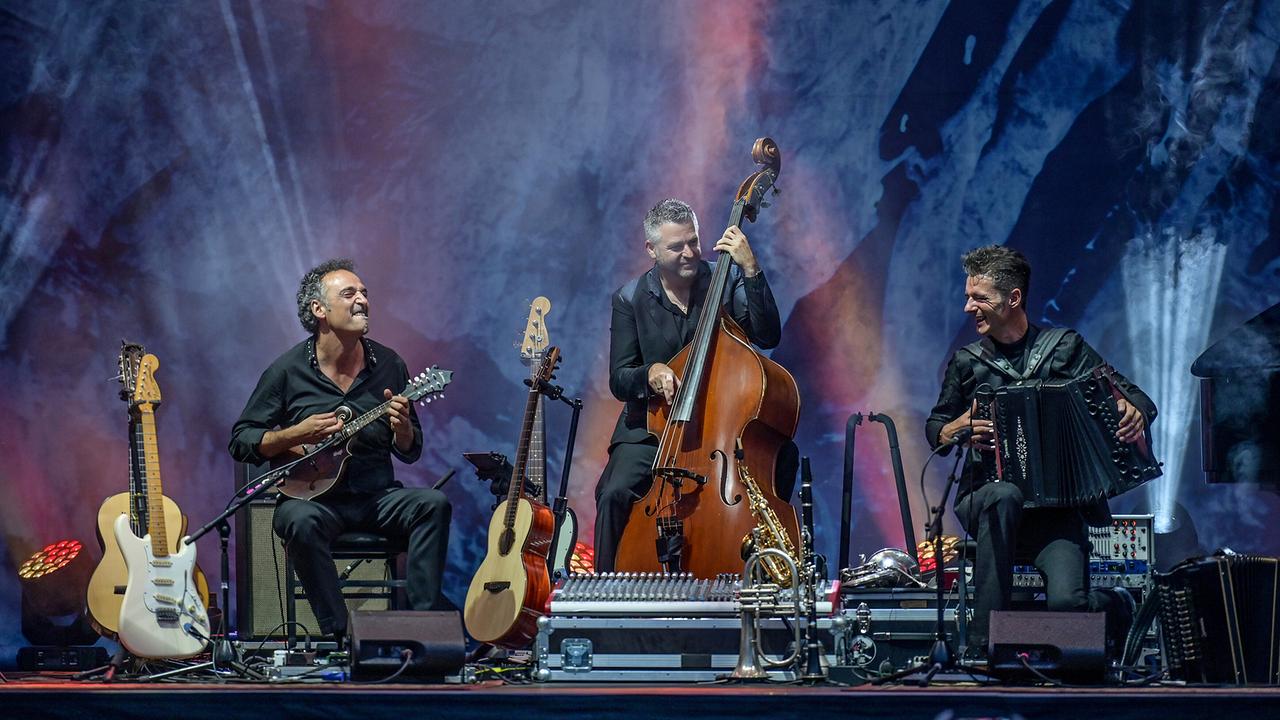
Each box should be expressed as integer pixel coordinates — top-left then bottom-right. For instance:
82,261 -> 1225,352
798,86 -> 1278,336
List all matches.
615,138 -> 801,577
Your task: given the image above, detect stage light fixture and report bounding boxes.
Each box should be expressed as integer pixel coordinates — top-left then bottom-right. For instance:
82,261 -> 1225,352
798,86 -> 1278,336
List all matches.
17,539 -> 99,649
1122,228 -> 1227,533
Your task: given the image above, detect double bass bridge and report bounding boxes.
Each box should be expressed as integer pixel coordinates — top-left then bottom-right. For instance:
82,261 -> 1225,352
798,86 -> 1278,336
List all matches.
651,466 -> 707,487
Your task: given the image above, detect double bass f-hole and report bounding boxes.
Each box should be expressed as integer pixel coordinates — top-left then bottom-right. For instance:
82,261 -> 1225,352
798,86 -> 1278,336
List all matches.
709,448 -> 743,507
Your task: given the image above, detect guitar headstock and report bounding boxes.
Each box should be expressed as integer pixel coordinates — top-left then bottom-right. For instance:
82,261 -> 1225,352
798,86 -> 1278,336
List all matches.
131,353 -> 162,412
117,341 -> 147,403
535,346 -> 561,386
518,296 -> 552,365
404,366 -> 455,405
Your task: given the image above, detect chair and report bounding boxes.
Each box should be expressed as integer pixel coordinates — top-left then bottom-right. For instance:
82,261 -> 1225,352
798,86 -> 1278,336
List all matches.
283,531 -> 408,646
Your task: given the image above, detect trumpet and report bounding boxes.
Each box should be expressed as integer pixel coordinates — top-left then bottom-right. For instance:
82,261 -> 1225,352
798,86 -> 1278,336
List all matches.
726,544 -> 803,680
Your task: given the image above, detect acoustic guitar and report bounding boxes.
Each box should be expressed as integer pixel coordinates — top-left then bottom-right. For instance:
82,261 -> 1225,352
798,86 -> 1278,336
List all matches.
86,343 -> 210,637
518,297 -> 578,575
464,348 -> 559,648
114,352 -> 210,659
272,367 -> 453,500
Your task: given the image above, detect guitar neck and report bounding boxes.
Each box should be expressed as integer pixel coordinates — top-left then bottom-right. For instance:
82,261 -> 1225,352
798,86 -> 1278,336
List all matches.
528,363 -> 547,500
128,421 -> 148,536
325,395 -> 398,448
502,385 -> 543,527
138,407 -> 170,557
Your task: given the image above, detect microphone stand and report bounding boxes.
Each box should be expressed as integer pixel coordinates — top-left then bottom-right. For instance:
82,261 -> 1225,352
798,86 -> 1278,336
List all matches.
873,432 -> 992,686
526,377 -> 582,574
136,461 -> 306,681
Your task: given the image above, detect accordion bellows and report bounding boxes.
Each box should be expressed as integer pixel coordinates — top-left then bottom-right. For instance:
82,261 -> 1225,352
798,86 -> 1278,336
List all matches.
1157,553 -> 1280,685
990,366 -> 1162,508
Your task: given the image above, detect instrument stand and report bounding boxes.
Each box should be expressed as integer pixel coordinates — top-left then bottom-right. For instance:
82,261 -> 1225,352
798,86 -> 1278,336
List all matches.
72,643 -> 130,682
874,447 -> 995,687
530,377 -> 582,575
135,463 -> 304,682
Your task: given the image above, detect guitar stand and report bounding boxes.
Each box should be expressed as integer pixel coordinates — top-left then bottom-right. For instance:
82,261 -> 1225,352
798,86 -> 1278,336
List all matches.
530,376 -> 583,576
72,644 -> 130,682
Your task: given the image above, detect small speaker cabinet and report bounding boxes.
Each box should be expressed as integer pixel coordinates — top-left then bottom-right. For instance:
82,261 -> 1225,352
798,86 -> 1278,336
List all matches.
989,610 -> 1106,681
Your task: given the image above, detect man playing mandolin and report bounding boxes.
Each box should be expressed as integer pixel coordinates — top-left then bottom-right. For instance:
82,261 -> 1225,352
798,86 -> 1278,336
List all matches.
594,198 -> 786,572
229,258 -> 452,642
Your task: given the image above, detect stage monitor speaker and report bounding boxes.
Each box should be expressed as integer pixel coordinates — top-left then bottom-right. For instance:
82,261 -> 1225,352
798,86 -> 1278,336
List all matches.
989,610 -> 1106,681
349,610 -> 465,680
234,496 -> 391,640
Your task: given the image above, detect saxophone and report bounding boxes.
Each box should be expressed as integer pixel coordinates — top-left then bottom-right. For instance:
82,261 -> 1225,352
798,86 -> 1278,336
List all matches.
738,461 -> 799,588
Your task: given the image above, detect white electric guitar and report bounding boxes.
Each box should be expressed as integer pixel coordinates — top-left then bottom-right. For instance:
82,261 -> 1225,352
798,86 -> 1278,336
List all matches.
114,352 -> 209,659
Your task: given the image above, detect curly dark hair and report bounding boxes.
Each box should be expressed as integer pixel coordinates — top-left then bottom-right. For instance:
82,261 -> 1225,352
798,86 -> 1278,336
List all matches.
296,258 -> 355,334
961,245 -> 1030,300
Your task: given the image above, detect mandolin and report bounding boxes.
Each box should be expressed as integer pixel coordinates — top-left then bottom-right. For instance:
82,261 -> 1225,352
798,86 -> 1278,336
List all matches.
272,367 -> 453,500
463,348 -> 559,648
518,297 -> 578,575
86,343 -> 210,638
114,352 -> 210,659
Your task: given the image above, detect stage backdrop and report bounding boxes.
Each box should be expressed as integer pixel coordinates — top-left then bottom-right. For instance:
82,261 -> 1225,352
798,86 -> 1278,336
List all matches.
2,0 -> 1278,661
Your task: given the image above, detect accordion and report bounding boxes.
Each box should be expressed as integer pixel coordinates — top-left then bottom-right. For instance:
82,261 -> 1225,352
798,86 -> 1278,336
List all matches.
1156,554 -> 1280,684
989,366 -> 1161,508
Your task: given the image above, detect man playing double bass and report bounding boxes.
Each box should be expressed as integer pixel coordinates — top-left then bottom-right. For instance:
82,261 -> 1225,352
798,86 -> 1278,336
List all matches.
594,198 -> 785,572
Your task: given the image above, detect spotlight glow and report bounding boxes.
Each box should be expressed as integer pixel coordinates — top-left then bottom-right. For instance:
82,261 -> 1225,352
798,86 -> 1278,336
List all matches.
17,540 -> 84,580
1122,228 -> 1227,533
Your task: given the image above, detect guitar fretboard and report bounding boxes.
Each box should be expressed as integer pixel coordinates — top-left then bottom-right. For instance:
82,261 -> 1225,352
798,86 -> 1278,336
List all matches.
128,421 -> 148,536
138,407 -> 170,558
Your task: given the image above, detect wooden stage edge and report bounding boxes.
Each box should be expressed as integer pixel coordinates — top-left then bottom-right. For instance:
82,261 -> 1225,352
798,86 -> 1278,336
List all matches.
2,678 -> 1279,719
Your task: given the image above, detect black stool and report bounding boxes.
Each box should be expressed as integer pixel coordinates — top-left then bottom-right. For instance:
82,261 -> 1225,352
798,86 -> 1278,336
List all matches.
284,531 -> 407,645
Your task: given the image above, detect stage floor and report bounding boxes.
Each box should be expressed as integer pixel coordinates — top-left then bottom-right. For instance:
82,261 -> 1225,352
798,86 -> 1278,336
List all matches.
2,673 -> 1277,720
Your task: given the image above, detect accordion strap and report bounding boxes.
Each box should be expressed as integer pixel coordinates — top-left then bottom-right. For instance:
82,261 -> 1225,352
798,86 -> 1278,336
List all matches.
961,326 -> 1071,381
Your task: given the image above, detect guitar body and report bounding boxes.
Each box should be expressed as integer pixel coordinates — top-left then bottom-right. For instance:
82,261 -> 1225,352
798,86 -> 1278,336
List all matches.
113,514 -> 209,659
548,507 -> 579,576
464,497 -> 555,647
87,492 -> 208,635
274,441 -> 351,500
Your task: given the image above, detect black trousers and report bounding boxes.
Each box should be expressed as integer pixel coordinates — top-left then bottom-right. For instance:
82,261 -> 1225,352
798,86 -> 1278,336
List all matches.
273,487 -> 451,636
593,439 -> 799,573
955,481 -> 1119,647
593,441 -> 658,574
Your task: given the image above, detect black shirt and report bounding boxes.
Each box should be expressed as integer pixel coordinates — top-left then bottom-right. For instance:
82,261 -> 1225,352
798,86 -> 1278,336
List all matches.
607,259 -> 782,446
229,336 -> 423,495
991,325 -> 1039,376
